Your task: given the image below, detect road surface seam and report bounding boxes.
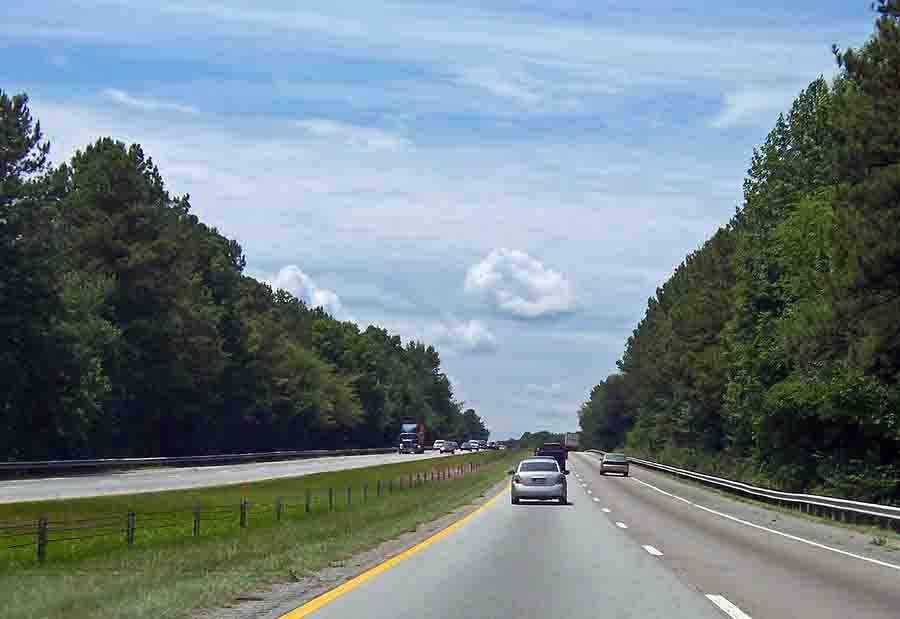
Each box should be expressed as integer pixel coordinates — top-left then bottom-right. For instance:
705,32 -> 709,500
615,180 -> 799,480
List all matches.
631,474 -> 900,572
705,594 -> 752,619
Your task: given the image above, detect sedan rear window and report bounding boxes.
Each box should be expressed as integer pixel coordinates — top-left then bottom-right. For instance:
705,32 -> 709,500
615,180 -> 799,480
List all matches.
605,454 -> 627,462
520,461 -> 559,472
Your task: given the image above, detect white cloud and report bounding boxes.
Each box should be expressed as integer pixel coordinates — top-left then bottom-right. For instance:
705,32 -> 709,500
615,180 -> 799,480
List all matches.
268,265 -> 351,321
295,118 -> 409,152
708,86 -> 800,129
103,88 -> 197,114
456,66 -> 540,105
432,319 -> 497,354
465,248 -> 577,319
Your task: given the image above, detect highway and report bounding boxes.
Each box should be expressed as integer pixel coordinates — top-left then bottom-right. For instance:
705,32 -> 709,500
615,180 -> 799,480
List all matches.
0,451 -> 445,503
280,451 -> 900,619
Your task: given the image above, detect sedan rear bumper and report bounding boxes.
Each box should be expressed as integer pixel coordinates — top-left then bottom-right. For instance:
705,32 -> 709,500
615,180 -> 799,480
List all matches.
601,464 -> 629,474
512,482 -> 566,499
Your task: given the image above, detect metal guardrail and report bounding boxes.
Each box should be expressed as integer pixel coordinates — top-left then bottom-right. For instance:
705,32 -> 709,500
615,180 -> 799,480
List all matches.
0,448 -> 400,478
587,450 -> 900,530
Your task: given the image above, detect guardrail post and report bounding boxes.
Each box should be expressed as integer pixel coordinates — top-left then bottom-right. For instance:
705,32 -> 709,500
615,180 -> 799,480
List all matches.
363,483 -> 368,504
389,478 -> 394,494
346,486 -> 352,506
376,479 -> 382,497
305,488 -> 311,513
329,488 -> 334,511
240,499 -> 248,528
408,473 -> 413,488
276,497 -> 284,522
127,511 -> 135,545
37,517 -> 48,564
193,504 -> 201,537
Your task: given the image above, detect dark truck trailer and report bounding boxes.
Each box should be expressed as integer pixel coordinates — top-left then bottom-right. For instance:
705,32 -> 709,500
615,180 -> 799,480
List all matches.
564,432 -> 580,452
398,422 -> 429,454
535,442 -> 567,471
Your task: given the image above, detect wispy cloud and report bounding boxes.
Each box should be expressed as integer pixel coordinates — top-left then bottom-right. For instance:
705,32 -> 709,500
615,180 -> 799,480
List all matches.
103,89 -> 197,114
295,118 -> 409,152
432,319 -> 497,355
456,66 -> 540,105
708,86 -> 801,129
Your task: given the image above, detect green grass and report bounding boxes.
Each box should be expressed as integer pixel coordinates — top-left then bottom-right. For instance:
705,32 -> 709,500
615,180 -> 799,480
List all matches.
0,450 -> 524,619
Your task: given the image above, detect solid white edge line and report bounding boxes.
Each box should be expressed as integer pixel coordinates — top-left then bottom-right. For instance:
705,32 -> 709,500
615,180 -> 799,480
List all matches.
616,521 -> 628,529
705,594 -> 752,619
642,545 -> 663,556
632,475 -> 900,572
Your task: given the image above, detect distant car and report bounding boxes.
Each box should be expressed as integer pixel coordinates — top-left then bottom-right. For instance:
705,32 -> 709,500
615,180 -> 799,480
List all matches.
432,440 -> 446,451
534,442 -> 567,471
441,441 -> 458,453
498,444 -> 507,450
509,457 -> 568,504
600,452 -> 629,476
460,441 -> 473,451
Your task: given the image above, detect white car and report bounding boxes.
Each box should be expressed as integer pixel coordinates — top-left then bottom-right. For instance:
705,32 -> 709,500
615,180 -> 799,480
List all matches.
432,440 -> 446,451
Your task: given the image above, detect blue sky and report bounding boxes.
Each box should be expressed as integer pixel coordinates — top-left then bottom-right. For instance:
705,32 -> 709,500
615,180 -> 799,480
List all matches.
2,1 -> 874,438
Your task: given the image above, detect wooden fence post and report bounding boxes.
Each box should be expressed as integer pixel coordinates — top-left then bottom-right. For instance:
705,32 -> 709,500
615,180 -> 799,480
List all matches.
37,517 -> 48,564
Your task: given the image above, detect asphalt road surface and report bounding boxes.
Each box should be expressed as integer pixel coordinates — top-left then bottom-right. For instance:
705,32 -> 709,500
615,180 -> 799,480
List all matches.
286,451 -> 900,619
0,451 -> 445,503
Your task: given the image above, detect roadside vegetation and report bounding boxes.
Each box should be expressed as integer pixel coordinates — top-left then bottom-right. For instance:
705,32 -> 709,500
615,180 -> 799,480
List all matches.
0,91 -> 488,460
0,450 -> 523,619
579,1 -> 900,503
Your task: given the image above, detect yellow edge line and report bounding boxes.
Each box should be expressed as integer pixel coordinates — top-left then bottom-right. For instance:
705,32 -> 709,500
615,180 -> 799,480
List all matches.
278,486 -> 507,618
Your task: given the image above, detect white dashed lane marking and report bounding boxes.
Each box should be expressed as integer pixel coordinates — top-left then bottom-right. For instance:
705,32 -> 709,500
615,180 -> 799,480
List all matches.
615,522 -> 628,529
642,545 -> 663,556
705,594 -> 752,619
601,508 -> 611,513
592,497 -> 599,502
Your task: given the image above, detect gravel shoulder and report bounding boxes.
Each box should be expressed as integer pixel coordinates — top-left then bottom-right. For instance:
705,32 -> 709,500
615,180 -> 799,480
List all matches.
586,453 -> 900,564
194,479 -> 508,619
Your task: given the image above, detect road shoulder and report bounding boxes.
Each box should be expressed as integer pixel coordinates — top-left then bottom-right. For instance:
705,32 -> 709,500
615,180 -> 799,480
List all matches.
579,452 -> 900,565
193,479 -> 508,619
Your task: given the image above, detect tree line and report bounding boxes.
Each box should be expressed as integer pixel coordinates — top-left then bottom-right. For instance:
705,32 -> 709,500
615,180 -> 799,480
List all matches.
579,1 -> 900,502
0,95 -> 487,460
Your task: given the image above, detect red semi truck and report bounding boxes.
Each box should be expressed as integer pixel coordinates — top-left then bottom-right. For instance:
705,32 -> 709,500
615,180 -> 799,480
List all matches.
398,422 -> 430,454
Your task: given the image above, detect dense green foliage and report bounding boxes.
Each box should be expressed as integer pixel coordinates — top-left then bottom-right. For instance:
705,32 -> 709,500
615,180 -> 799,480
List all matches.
0,94 -> 486,459
579,3 -> 900,502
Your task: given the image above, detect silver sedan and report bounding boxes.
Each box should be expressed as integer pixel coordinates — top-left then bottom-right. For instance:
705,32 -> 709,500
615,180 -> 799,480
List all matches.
509,458 -> 569,504
600,453 -> 629,476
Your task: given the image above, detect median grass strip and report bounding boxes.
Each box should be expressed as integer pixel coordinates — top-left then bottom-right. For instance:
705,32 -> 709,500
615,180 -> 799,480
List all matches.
0,450 -> 524,619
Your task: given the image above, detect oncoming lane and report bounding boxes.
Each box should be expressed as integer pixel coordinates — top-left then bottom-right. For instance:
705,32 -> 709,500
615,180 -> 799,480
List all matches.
0,451 -> 447,503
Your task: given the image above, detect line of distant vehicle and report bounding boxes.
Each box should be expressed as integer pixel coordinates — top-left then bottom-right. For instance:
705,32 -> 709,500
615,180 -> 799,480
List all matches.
428,439 -> 506,454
